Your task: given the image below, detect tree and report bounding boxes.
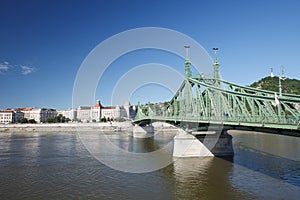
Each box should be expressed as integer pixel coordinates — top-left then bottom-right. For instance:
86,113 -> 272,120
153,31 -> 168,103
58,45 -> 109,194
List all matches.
19,118 -> 28,124
250,76 -> 300,95
28,119 -> 37,124
101,116 -> 107,122
46,117 -> 55,123
56,114 -> 64,123
53,114 -> 71,123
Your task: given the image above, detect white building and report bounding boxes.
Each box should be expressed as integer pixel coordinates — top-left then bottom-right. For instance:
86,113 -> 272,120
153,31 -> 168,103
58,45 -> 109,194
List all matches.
77,106 -> 95,122
20,108 -> 57,123
0,110 -> 14,124
57,109 -> 77,120
0,110 -> 25,124
75,100 -> 136,122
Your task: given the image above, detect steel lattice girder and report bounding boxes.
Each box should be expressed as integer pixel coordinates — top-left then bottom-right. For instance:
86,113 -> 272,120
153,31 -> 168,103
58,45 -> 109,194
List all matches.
134,77 -> 300,131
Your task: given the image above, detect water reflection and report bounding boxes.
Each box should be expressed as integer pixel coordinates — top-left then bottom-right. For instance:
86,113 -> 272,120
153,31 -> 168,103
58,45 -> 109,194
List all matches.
78,131 -> 174,173
7,133 -> 40,166
0,131 -> 300,199
168,157 -> 252,200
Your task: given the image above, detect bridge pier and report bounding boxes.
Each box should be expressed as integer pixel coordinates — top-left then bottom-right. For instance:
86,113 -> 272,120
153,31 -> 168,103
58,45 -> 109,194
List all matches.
173,130 -> 214,157
173,130 -> 233,157
195,130 -> 234,157
133,125 -> 154,138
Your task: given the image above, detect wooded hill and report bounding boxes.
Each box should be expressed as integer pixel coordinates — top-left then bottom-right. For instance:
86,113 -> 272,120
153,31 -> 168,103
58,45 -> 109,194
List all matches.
250,76 -> 300,95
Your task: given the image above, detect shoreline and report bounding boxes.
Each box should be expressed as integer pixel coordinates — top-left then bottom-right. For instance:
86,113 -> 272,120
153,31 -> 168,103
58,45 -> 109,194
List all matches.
0,122 -> 177,133
0,122 -> 132,133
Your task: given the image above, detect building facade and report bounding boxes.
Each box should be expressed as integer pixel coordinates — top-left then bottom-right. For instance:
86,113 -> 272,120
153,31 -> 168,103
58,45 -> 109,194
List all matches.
14,110 -> 25,122
1,101 -> 135,124
75,100 -> 136,122
0,110 -> 14,124
57,109 -> 77,121
0,110 -> 24,124
20,108 -> 57,123
77,106 -> 95,122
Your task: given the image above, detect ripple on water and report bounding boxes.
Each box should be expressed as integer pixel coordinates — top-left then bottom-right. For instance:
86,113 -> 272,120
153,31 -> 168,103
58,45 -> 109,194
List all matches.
0,131 -> 299,199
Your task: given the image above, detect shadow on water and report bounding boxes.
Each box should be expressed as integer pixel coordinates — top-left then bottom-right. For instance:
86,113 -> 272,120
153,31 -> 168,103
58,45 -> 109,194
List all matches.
229,131 -> 300,188
159,156 -> 254,200
232,143 -> 300,187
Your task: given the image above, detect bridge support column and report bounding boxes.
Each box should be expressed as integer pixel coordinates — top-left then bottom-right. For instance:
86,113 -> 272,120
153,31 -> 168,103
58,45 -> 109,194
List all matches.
196,130 -> 234,156
173,130 -> 234,157
173,130 -> 214,157
133,125 -> 154,138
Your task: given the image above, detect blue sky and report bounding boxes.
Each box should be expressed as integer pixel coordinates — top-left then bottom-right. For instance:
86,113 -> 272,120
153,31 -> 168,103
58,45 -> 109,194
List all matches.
0,0 -> 300,109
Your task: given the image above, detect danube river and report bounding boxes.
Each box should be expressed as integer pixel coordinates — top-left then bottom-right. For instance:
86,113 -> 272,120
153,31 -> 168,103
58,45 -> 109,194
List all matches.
0,129 -> 300,199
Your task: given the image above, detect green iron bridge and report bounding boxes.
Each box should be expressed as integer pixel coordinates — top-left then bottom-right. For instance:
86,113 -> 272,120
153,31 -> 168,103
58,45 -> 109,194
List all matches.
133,48 -> 300,136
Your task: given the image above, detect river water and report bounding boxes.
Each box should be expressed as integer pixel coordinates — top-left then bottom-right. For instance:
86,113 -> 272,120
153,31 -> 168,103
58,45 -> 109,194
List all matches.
0,130 -> 299,199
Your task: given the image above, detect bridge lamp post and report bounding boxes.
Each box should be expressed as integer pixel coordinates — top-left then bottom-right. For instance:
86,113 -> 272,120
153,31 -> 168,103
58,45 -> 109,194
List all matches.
278,66 -> 285,97
213,48 -> 222,117
271,66 -> 285,120
184,45 -> 191,78
213,47 -> 220,84
271,66 -> 285,96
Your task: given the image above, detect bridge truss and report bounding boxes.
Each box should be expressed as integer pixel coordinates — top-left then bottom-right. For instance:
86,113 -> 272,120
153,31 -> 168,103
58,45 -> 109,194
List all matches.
133,49 -> 300,133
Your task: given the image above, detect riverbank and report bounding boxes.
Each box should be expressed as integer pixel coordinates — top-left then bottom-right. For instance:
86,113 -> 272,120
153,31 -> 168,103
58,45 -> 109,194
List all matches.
0,122 -> 177,133
0,122 -> 132,133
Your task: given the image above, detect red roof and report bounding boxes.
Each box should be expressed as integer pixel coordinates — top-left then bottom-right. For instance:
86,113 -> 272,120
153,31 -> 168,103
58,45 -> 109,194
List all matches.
94,102 -> 104,108
18,107 -> 33,111
0,110 -> 14,113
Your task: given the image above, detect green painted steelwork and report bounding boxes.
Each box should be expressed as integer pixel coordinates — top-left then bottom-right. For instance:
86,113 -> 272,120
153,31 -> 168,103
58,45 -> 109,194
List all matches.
133,49 -> 300,132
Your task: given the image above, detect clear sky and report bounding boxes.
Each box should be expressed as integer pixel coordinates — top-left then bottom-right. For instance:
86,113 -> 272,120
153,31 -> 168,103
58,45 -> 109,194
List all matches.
1,0 -> 300,110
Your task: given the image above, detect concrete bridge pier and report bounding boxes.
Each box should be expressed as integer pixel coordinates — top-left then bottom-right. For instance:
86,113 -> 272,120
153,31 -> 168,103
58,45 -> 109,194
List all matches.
196,130 -> 234,157
173,130 -> 233,157
133,124 -> 154,138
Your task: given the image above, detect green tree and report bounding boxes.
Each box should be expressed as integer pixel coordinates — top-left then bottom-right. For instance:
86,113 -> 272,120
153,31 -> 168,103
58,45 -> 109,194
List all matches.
56,114 -> 64,123
28,119 -> 37,124
101,116 -> 107,122
46,117 -> 55,123
250,76 -> 300,95
19,118 -> 28,124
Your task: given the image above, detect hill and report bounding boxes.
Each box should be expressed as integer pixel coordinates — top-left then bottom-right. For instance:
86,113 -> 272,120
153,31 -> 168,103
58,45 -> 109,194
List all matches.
250,76 -> 300,95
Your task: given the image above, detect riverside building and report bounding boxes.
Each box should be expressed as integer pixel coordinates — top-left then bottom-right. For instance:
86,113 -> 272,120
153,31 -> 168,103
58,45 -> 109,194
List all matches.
0,109 -> 24,124
0,110 -> 14,124
75,100 -> 136,122
18,108 -> 57,123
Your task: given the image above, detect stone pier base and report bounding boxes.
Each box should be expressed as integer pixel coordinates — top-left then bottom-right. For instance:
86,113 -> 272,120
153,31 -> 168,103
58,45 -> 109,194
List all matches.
173,130 -> 214,157
173,130 -> 234,157
196,130 -> 234,156
133,125 -> 154,138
